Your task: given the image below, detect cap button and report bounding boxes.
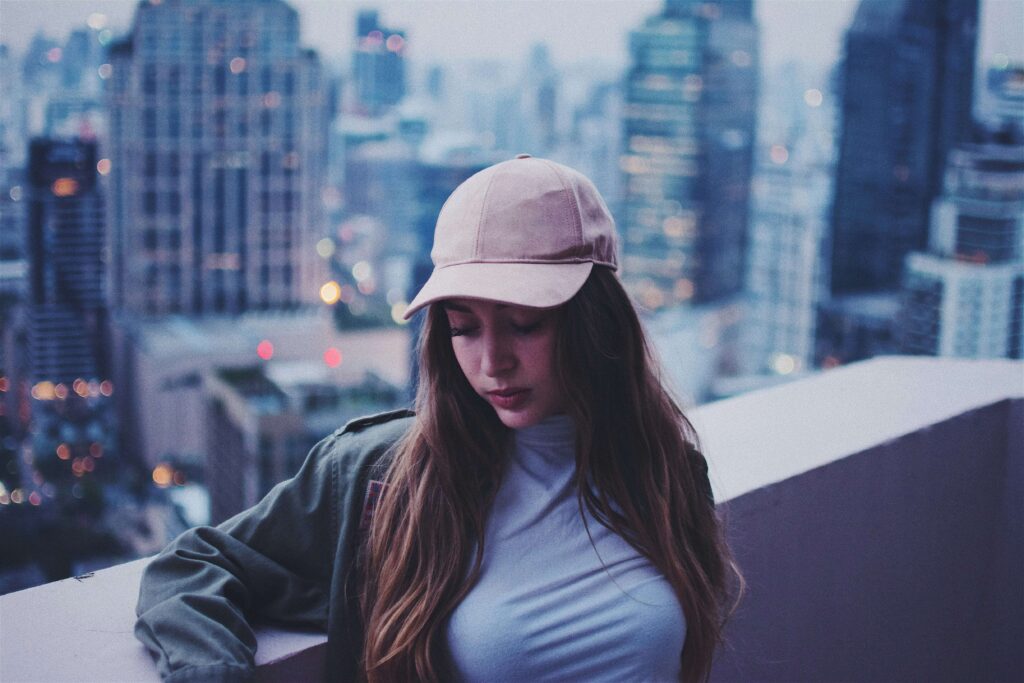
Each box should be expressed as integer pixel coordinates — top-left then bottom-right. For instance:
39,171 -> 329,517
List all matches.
515,153 -> 532,159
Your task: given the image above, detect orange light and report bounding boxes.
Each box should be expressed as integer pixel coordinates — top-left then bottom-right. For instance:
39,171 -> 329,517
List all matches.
99,380 -> 113,396
152,464 -> 173,487
257,340 -> 274,360
73,379 -> 89,397
51,178 -> 79,197
56,444 -> 70,460
54,383 -> 68,399
96,158 -> 111,175
31,381 -> 56,400
386,34 -> 404,52
324,347 -> 342,367
319,281 -> 341,305
229,57 -> 246,74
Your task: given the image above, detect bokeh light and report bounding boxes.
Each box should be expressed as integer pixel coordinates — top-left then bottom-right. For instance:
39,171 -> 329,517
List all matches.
152,464 -> 173,487
803,88 -> 823,107
315,238 -> 336,259
769,144 -> 789,165
319,281 -> 341,304
256,340 -> 274,360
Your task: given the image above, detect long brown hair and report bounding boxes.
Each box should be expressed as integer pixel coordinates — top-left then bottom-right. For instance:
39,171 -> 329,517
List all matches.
361,267 -> 741,682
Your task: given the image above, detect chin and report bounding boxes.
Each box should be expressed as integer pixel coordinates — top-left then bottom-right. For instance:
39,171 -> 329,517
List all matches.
494,409 -> 544,430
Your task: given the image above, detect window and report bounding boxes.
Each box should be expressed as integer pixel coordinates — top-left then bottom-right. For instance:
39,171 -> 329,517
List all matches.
144,108 -> 157,139
143,63 -> 158,95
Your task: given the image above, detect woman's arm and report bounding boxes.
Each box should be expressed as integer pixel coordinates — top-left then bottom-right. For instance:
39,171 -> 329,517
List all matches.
134,429 -> 354,683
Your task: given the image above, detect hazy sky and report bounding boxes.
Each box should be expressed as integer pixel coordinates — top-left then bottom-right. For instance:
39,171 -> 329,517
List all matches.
1,0 -> 1021,73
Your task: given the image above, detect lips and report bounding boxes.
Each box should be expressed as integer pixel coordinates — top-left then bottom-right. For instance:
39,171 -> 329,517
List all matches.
486,388 -> 530,409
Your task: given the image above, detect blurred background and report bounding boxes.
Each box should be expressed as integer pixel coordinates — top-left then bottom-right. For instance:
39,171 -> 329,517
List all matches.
0,0 -> 1021,594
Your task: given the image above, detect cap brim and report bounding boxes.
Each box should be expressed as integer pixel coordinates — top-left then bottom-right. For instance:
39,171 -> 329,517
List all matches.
403,261 -> 593,319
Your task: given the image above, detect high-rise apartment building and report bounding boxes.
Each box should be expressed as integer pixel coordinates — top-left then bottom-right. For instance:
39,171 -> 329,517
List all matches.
25,138 -> 107,384
743,145 -> 831,378
984,63 -> 1024,131
829,0 -> 978,296
106,0 -> 328,317
621,0 -> 758,310
899,142 -> 1024,358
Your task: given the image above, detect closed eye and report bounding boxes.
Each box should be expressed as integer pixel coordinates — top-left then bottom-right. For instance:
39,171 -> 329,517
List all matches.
512,322 -> 542,335
449,325 -> 477,337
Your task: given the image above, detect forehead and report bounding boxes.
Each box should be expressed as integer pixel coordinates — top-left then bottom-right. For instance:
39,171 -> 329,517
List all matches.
441,299 -> 542,316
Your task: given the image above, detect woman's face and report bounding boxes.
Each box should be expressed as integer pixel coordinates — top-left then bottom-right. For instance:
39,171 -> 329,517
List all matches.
442,298 -> 566,429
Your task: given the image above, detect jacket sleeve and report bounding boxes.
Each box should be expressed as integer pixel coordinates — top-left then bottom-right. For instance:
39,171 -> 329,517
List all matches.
134,429 -> 361,683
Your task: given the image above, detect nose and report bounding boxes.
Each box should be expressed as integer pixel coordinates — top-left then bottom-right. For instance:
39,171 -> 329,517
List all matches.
480,330 -> 515,378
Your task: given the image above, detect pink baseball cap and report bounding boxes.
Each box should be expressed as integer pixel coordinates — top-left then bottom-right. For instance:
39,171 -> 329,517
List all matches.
404,154 -> 619,319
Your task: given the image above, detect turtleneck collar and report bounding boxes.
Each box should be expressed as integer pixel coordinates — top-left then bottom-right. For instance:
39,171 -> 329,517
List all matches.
512,413 -> 576,450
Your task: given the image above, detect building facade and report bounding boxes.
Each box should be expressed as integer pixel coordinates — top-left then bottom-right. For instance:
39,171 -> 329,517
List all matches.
25,138 -> 107,385
829,0 -> 979,296
620,0 -> 758,310
352,10 -> 406,115
106,0 -> 328,317
899,143 -> 1024,358
743,151 -> 830,377
204,362 -> 404,524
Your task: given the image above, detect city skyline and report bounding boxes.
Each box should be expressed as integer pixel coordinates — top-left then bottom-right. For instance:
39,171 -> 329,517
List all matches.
3,0 -> 1022,75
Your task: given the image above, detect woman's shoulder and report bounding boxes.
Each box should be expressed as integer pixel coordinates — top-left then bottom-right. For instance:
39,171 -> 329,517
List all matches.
315,408 -> 415,475
337,408 -> 416,439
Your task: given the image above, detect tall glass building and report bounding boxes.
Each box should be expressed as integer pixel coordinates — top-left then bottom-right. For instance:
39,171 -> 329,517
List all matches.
829,0 -> 979,296
352,10 -> 407,115
106,0 -> 328,317
620,0 -> 758,310
26,138 -> 107,384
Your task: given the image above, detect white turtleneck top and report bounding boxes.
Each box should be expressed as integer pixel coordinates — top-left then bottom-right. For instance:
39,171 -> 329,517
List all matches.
446,414 -> 685,682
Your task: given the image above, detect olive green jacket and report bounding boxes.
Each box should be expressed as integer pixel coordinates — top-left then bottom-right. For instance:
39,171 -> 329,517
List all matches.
135,409 -> 415,683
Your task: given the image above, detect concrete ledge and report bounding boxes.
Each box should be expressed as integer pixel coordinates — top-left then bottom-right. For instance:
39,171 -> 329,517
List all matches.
711,397 -> 1023,682
0,559 -> 327,682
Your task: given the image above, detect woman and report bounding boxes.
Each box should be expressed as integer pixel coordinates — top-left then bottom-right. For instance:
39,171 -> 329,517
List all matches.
136,155 -> 740,683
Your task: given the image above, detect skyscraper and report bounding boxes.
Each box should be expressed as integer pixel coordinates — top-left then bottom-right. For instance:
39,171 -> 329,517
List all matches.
352,10 -> 407,115
829,0 -> 979,296
621,0 -> 758,310
106,0 -> 328,317
743,142 -> 831,378
25,138 -> 107,384
899,142 -> 1024,358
